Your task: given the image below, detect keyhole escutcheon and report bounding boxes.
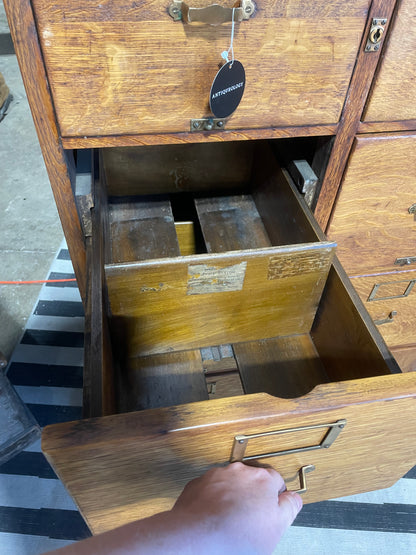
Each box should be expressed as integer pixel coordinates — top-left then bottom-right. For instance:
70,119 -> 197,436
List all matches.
370,25 -> 384,43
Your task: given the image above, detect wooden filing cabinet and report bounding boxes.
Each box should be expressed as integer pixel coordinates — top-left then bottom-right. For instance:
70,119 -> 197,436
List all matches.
5,0 -> 416,536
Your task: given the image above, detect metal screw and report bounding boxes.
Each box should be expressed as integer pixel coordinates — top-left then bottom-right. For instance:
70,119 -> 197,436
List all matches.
193,121 -> 200,129
365,45 -> 371,51
339,424 -> 344,429
172,7 -> 179,13
374,44 -> 380,50
239,439 -> 245,444
381,19 -> 387,25
216,120 -> 224,127
206,122 -> 213,130
245,6 -> 252,13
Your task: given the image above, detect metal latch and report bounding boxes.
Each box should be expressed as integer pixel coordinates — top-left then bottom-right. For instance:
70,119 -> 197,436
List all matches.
365,18 -> 387,52
287,160 -> 318,208
190,118 -> 226,131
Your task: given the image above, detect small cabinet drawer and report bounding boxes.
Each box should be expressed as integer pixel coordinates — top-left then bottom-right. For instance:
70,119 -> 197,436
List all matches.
351,270 -> 416,349
42,141 -> 416,535
327,134 -> 416,275
32,0 -> 371,137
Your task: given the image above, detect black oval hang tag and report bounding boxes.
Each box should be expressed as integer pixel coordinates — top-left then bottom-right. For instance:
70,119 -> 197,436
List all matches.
209,60 -> 245,119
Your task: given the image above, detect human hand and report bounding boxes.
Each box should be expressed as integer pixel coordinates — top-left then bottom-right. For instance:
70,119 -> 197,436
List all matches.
172,462 -> 302,554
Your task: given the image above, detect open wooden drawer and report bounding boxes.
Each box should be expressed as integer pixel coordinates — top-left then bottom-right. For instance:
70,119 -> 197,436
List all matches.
42,141 -> 416,535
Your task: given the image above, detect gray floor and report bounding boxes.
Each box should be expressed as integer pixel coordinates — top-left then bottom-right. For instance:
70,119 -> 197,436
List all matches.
0,0 -> 64,362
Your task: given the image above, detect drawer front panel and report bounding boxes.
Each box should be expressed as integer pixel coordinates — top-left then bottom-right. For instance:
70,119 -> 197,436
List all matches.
42,374 -> 416,535
351,270 -> 416,348
32,0 -> 370,137
364,0 -> 416,123
327,134 -> 416,275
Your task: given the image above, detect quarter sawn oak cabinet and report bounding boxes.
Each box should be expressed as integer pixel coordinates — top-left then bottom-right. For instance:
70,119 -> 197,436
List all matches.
5,0 -> 416,535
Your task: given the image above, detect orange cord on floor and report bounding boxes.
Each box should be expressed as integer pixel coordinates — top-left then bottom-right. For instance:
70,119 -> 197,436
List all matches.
0,279 -> 77,285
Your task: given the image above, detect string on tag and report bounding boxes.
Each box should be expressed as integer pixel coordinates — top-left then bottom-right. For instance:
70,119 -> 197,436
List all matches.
221,8 -> 236,67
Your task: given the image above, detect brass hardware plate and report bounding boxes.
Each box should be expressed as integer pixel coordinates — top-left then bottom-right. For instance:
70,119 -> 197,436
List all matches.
169,0 -> 256,24
293,465 -> 315,494
394,256 -> 416,267
368,279 -> 416,301
374,310 -> 397,326
230,420 -> 346,463
190,118 -> 226,131
365,18 -> 387,52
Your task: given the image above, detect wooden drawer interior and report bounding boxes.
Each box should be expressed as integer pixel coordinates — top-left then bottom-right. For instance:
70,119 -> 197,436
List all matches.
84,140 -> 399,417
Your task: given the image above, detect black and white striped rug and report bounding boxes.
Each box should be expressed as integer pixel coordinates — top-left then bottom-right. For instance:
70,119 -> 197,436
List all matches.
1,242 -> 415,554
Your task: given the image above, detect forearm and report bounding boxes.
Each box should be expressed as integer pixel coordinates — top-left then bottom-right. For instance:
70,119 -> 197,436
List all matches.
46,463 -> 302,555
47,508 -> 242,555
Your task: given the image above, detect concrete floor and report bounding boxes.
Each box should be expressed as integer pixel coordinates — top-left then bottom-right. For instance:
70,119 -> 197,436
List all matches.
0,1 -> 64,361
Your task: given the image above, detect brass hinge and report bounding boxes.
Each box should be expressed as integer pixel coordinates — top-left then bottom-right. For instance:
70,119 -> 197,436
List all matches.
190,118 -> 226,131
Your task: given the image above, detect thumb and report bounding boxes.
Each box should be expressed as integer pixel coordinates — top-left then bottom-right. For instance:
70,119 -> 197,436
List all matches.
277,491 -> 303,527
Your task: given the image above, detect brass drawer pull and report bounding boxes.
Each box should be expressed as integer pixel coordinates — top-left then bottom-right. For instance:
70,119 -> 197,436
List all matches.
169,0 -> 256,24
293,464 -> 315,494
230,420 -> 346,463
395,256 -> 416,267
374,310 -> 397,326
368,279 -> 416,301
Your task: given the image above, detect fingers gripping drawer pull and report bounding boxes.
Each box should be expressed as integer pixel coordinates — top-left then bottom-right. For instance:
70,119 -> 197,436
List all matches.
230,420 -> 346,494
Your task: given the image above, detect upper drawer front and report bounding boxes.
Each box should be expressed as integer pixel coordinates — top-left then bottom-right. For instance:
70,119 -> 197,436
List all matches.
32,0 -> 370,137
363,0 -> 416,123
327,134 -> 416,275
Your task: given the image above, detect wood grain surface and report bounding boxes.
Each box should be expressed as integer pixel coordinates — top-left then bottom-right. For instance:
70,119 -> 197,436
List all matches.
3,0 -> 87,299
117,350 -> 208,412
82,167 -> 117,418
106,244 -> 334,356
363,0 -> 416,123
42,372 -> 416,535
206,371 -> 244,399
103,142 -> 254,196
313,0 -> 398,230
358,119 -> 416,134
175,222 -> 197,256
109,198 -> 180,262
234,335 -> 329,398
104,150 -> 335,356
195,195 -> 272,251
326,134 -> 416,275
32,0 -> 370,137
390,344 -> 416,373
311,261 -> 401,381
350,269 -> 416,349
60,124 -> 338,149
